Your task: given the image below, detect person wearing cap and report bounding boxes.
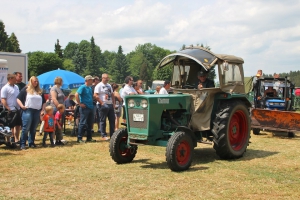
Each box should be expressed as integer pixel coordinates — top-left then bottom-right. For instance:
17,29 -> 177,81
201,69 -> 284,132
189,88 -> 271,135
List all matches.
159,80 -> 171,94
195,71 -> 215,89
75,75 -> 96,143
94,73 -> 115,140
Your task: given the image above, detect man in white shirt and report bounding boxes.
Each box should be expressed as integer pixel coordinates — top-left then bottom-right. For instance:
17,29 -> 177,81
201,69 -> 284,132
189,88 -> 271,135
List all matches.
1,74 -> 22,144
94,73 -> 115,140
121,76 -> 137,123
159,80 -> 171,94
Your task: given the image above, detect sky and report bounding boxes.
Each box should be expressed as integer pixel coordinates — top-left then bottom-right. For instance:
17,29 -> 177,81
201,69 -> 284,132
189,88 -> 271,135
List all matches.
1,0 -> 300,76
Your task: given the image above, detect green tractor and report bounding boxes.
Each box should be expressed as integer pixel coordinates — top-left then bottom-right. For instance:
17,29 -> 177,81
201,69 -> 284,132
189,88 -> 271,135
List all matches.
109,46 -> 251,171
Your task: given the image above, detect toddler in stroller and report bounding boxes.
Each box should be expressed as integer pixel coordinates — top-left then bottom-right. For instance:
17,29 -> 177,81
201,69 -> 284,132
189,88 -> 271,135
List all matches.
0,105 -> 15,147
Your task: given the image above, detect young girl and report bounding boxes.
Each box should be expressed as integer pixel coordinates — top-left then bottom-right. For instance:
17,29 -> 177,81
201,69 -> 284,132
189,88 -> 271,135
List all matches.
41,106 -> 55,147
55,104 -> 65,145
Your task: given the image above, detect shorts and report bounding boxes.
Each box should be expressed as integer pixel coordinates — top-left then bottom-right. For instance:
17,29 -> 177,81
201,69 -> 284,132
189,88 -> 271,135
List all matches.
115,108 -> 121,118
7,110 -> 22,128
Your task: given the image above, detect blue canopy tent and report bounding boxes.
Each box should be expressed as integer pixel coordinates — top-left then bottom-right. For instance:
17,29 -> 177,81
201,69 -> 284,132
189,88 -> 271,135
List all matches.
37,69 -> 85,91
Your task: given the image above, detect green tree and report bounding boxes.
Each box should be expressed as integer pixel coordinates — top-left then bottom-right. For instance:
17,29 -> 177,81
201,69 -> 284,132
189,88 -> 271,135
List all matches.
86,36 -> 101,76
0,20 -> 10,52
72,40 -> 90,75
127,51 -> 145,80
28,51 -> 63,76
153,64 -> 172,81
139,60 -> 150,81
110,46 -> 128,83
55,39 -> 63,58
73,48 -> 85,75
64,42 -> 78,59
63,58 -> 75,71
101,50 -> 114,74
8,33 -> 21,53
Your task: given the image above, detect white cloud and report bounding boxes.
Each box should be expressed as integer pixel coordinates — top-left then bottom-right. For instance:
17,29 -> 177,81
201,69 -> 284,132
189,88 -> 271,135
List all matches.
1,0 -> 300,76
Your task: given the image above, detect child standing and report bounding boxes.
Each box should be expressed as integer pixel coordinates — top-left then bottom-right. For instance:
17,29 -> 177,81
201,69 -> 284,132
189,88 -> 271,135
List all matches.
41,106 -> 55,147
55,104 -> 65,145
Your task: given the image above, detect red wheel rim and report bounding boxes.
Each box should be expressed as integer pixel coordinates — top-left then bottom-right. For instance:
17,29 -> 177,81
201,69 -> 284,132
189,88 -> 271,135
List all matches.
228,110 -> 248,151
118,135 -> 131,157
176,140 -> 191,166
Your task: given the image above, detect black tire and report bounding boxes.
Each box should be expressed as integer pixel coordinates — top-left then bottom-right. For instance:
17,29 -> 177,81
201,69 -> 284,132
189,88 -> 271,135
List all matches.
166,131 -> 194,171
252,128 -> 260,135
212,101 -> 250,159
109,128 -> 137,164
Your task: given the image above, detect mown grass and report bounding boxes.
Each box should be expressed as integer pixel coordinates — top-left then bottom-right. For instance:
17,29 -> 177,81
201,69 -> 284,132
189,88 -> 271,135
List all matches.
0,128 -> 299,200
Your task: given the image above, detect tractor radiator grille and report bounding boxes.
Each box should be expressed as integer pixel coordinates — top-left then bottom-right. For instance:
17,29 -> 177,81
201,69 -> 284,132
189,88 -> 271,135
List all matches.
128,109 -> 148,129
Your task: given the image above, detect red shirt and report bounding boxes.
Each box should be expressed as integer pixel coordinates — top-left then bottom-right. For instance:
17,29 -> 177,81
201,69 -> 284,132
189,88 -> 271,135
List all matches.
43,114 -> 55,132
55,111 -> 63,126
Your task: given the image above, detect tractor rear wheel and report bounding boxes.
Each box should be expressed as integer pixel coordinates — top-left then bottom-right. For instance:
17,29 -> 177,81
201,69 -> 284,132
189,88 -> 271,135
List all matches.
166,131 -> 194,171
109,128 -> 137,164
212,101 -> 250,159
252,128 -> 260,135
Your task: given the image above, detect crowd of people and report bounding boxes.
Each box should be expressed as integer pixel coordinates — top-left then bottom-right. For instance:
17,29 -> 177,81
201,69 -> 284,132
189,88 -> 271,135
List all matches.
0,72 -> 149,149
0,70 -> 216,150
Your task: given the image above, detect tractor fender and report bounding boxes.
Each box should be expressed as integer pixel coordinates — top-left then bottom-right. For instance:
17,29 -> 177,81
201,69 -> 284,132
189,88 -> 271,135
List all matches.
175,126 -> 198,147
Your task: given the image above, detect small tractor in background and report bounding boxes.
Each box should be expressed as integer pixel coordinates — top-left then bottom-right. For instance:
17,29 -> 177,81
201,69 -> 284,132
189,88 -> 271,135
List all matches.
109,46 -> 251,171
251,76 -> 300,137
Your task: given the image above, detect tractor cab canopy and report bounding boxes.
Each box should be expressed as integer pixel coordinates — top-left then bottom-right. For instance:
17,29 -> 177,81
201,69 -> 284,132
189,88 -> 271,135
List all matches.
158,46 -> 245,94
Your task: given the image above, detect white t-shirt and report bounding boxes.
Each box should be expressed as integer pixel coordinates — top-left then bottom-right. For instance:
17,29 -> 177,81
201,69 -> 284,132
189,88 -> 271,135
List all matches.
25,92 -> 43,110
121,84 -> 137,105
0,84 -> 20,110
159,87 -> 168,94
94,82 -> 113,104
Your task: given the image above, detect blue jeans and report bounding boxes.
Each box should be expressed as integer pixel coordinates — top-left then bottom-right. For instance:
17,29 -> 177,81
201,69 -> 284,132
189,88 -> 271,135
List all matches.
78,107 -> 94,140
98,104 -> 115,137
20,108 -> 41,147
43,132 -> 54,145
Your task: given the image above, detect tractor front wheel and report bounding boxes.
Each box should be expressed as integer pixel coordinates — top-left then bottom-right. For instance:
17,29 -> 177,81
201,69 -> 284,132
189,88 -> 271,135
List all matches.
212,101 -> 250,159
109,128 -> 137,164
166,131 -> 194,171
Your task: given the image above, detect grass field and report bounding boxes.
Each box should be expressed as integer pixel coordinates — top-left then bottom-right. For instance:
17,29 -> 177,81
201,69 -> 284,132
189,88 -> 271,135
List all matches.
0,127 -> 300,200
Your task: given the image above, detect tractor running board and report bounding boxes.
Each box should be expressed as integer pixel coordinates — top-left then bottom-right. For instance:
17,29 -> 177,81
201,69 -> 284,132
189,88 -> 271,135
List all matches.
251,108 -> 300,132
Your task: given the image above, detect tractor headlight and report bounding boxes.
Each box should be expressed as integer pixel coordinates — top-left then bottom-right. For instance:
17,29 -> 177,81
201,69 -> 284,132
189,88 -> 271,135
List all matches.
128,99 -> 135,108
269,102 -> 274,106
280,103 -> 285,106
141,99 -> 148,108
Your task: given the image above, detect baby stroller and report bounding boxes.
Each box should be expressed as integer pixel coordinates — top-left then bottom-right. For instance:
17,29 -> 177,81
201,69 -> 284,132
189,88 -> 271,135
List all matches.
0,105 -> 15,148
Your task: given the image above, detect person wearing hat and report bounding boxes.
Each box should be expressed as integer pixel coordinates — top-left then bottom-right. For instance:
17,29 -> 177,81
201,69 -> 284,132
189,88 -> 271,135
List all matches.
75,75 -> 96,143
195,71 -> 215,89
